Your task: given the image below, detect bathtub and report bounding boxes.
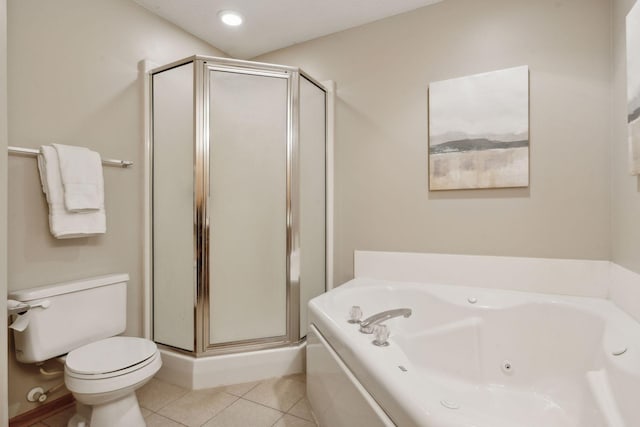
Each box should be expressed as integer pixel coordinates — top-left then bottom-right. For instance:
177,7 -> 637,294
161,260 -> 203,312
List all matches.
307,278 -> 640,427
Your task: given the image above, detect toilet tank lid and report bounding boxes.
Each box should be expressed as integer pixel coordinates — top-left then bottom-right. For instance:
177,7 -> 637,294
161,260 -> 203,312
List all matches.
8,273 -> 130,302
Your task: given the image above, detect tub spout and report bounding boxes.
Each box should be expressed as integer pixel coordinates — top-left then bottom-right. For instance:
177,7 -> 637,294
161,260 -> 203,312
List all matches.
359,308 -> 412,334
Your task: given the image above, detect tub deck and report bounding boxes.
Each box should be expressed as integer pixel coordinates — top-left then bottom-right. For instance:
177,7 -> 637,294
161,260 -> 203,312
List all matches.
308,279 -> 640,427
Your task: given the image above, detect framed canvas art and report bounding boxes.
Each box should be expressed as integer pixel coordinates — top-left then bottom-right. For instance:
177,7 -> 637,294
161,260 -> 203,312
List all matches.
428,66 -> 530,190
627,1 -> 640,175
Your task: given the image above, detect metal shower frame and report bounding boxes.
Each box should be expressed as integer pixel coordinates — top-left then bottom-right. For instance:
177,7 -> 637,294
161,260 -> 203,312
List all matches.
149,55 -> 327,356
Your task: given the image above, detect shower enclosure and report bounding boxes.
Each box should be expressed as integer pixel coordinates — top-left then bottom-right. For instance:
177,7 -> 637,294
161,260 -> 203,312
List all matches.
151,56 -> 327,356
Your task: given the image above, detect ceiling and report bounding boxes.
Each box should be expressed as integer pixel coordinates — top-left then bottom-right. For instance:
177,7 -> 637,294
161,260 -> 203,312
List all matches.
133,0 -> 443,59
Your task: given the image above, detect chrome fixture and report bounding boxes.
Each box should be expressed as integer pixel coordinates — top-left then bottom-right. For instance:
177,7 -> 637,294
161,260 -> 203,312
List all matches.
8,146 -> 133,168
348,305 -> 362,324
372,324 -> 390,347
359,308 -> 412,334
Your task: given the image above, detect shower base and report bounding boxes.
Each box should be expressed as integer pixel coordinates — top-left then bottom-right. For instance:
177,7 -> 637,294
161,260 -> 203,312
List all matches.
154,342 -> 306,389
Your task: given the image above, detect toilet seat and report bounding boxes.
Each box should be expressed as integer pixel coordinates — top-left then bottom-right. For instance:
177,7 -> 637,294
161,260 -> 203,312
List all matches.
66,336 -> 158,380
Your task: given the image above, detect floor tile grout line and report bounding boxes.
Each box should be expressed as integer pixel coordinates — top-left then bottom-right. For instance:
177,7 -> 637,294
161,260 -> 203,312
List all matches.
240,394 -> 299,414
269,413 -> 287,427
285,410 -> 316,423
236,380 -> 263,397
288,395 -> 305,411
240,378 -> 307,413
237,396 -> 289,415
155,392 -> 240,427
39,394 -> 311,426
189,393 -> 242,427
37,379 -> 310,426
153,412 -> 190,426
139,385 -> 191,413
196,396 -> 254,427
222,381 -> 262,398
270,412 -> 318,427
285,395 -> 317,422
138,377 -> 309,426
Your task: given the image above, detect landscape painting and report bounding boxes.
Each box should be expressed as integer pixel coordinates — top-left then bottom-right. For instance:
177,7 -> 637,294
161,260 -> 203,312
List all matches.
627,1 -> 640,175
428,66 -> 529,190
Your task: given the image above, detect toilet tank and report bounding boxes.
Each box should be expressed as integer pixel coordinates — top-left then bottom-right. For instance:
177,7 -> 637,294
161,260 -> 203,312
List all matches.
8,274 -> 129,363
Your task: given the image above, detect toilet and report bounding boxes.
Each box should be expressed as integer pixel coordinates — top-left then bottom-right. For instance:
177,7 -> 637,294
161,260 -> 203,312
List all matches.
8,274 -> 161,427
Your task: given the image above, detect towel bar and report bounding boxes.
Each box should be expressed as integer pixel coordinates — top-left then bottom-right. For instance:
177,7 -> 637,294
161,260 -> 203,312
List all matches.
8,146 -> 133,168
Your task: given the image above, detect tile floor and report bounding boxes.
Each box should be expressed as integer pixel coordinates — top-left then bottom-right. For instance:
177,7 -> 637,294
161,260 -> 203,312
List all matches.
32,374 -> 317,427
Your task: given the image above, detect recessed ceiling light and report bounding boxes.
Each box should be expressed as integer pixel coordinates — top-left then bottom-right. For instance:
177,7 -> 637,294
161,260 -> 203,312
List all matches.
218,10 -> 243,27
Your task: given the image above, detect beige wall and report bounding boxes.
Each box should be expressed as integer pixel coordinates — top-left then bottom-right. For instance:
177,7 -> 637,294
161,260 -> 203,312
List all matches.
7,0 -> 226,417
256,0 -> 613,286
1,0 -> 8,424
612,0 -> 640,273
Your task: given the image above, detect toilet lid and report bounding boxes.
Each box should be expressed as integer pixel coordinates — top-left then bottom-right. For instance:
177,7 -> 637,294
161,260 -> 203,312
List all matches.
66,336 -> 157,375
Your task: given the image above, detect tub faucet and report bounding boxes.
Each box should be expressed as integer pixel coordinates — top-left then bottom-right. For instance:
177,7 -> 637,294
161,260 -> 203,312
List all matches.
359,308 -> 412,334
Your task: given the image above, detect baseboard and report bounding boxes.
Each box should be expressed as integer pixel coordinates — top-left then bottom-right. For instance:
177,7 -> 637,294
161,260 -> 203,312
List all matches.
156,342 -> 306,389
8,393 -> 74,427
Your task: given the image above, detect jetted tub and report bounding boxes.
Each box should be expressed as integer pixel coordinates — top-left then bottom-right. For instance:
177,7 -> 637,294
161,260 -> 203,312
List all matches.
307,278 -> 640,427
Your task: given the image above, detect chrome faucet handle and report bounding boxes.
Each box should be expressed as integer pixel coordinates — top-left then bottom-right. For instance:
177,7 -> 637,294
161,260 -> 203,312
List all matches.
372,324 -> 390,347
348,306 -> 363,324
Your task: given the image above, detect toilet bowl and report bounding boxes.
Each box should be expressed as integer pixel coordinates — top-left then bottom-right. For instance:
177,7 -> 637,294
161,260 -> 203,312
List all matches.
64,337 -> 161,427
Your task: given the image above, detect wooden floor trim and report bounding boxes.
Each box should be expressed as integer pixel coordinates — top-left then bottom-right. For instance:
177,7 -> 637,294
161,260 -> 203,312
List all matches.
8,393 -> 75,427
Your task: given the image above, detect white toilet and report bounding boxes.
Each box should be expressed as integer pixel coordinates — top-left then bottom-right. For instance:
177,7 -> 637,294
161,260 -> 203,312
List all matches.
9,274 -> 161,427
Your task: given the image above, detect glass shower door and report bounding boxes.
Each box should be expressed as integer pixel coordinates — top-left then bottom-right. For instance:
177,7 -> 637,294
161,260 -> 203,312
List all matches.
299,76 -> 327,338
206,68 -> 289,346
152,62 -> 195,352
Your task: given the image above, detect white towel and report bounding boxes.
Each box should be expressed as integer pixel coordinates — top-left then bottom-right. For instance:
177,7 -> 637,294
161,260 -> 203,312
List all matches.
37,145 -> 106,239
52,143 -> 104,212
